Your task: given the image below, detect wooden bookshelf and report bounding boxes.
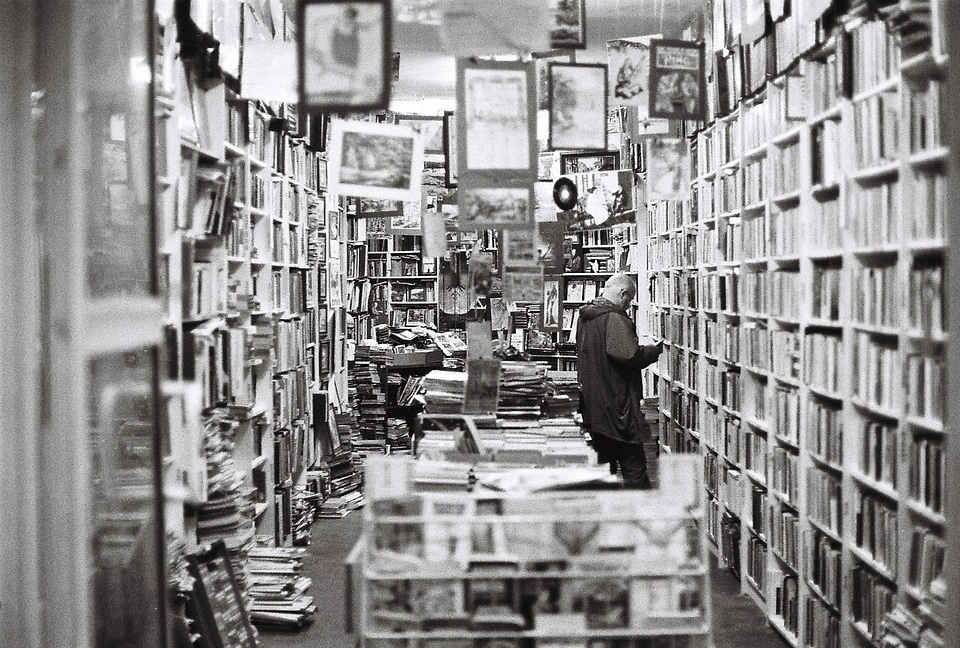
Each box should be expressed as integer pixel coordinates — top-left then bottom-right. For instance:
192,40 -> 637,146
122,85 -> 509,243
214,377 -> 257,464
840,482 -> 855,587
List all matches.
648,5 -> 950,648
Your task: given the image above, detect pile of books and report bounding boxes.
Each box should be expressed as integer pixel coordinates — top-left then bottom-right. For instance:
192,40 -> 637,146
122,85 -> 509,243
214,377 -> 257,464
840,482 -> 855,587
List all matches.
353,343 -> 393,449
423,370 -> 467,414
196,490 -> 256,593
497,361 -> 548,420
386,417 -> 412,453
317,489 -> 365,519
248,545 -> 316,629
543,370 -> 580,417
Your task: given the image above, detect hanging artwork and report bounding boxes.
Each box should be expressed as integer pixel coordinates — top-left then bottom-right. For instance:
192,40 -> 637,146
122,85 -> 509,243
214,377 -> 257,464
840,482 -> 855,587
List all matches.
648,39 -> 707,122
559,151 -> 620,175
456,58 -> 537,182
606,39 -> 651,116
550,0 -> 586,49
558,170 -> 636,230
328,119 -> 423,202
533,50 -> 574,110
391,197 -> 423,234
458,186 -> 533,231
396,114 -> 445,154
541,276 -> 562,331
646,137 -> 691,202
548,63 -> 609,151
299,0 -> 391,112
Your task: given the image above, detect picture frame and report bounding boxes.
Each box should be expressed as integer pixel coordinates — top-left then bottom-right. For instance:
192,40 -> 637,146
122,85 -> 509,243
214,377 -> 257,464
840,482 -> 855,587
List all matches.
648,39 -> 707,122
396,114 -> 445,155
548,62 -> 608,151
328,119 -> 423,202
541,275 -> 562,331
607,38 -> 652,114
458,185 -> 534,231
317,156 -> 328,189
456,58 -> 537,184
533,50 -> 574,111
560,151 -> 621,175
646,137 -> 691,201
298,0 -> 391,112
391,198 -> 423,235
443,110 -> 458,187
558,169 -> 637,231
502,229 -> 539,269
551,0 -> 586,49
358,197 -> 401,218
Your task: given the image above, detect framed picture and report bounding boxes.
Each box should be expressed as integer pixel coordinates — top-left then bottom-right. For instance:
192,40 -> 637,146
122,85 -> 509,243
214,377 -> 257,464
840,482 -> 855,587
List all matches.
329,209 -> 341,239
391,198 -> 423,234
558,169 -> 637,230
328,119 -> 423,202
458,185 -> 533,231
560,151 -> 620,175
317,156 -> 328,189
607,38 -> 651,113
551,0 -> 586,49
548,62 -> 608,151
358,197 -> 401,218
298,0 -> 391,112
443,111 -> 458,187
646,137 -> 692,201
648,39 -> 707,122
533,50 -> 574,110
503,229 -> 539,269
456,58 -> 537,182
396,114 -> 444,155
541,276 -> 562,331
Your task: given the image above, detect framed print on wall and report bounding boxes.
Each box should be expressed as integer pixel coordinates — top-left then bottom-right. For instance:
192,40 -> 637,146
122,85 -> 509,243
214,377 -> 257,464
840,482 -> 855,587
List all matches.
328,119 -> 423,202
648,39 -> 707,122
458,185 -> 534,231
299,0 -> 392,112
551,0 -> 586,49
456,58 -> 537,184
548,62 -> 608,151
396,114 -> 444,155
443,110 -> 458,187
533,50 -> 574,110
560,151 -> 620,175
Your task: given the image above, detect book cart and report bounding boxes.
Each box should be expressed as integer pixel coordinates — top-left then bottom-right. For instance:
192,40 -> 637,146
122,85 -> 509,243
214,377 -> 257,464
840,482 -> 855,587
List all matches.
350,454 -> 712,648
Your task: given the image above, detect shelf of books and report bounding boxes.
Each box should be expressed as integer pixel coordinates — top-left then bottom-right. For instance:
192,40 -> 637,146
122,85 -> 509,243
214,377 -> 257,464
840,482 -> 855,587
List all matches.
155,2 -> 334,621
649,4 -> 949,648
355,454 -> 711,648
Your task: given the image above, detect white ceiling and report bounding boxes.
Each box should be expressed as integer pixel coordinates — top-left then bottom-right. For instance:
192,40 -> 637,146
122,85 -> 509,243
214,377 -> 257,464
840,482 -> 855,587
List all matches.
282,0 -> 708,108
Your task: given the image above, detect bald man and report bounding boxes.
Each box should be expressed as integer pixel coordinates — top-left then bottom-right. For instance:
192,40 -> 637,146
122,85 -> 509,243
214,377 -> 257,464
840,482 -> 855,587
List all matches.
576,273 -> 663,488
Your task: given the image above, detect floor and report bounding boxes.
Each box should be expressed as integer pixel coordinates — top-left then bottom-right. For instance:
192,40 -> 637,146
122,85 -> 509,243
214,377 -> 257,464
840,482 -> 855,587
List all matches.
258,472 -> 789,648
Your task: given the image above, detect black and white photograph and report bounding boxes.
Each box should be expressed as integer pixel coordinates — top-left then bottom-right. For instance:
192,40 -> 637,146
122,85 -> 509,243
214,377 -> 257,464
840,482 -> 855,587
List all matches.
548,63 -> 608,151
459,186 -> 533,231
457,59 -> 537,179
534,50 -> 574,110
299,0 -> 391,112
606,38 -> 651,112
396,114 -> 444,155
541,276 -> 562,331
328,119 -> 423,202
560,151 -> 620,176
550,0 -> 586,49
558,169 -> 636,230
646,137 -> 691,201
648,39 -> 706,122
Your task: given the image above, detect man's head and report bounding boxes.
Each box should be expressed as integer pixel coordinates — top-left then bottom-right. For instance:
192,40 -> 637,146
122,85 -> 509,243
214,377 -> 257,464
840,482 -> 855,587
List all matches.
601,273 -> 637,310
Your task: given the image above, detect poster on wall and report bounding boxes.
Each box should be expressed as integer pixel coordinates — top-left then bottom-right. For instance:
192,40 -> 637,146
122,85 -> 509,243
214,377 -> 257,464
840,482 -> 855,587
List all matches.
646,137 -> 691,202
558,169 -> 636,230
606,39 -> 652,116
648,39 -> 707,122
298,0 -> 391,112
548,63 -> 608,151
456,58 -> 537,182
541,275 -> 562,331
328,119 -> 423,202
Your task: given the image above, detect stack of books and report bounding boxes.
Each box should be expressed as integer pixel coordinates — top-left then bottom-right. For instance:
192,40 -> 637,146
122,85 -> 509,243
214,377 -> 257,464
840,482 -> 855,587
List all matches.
497,361 -> 548,420
386,417 -> 411,454
543,370 -> 580,417
248,545 -> 316,629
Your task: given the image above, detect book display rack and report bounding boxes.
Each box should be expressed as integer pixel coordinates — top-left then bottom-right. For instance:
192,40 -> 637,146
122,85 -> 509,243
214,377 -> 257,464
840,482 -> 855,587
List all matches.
353,454 -> 711,648
648,4 -> 949,648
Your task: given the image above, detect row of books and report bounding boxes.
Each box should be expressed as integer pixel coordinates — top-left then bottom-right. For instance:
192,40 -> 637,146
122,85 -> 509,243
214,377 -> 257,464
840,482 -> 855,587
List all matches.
809,530 -> 841,608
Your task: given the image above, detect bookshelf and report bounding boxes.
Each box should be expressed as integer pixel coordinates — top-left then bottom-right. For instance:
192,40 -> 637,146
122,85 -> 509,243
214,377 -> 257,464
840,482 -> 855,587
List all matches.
153,4 -> 344,620
649,5 -> 950,648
